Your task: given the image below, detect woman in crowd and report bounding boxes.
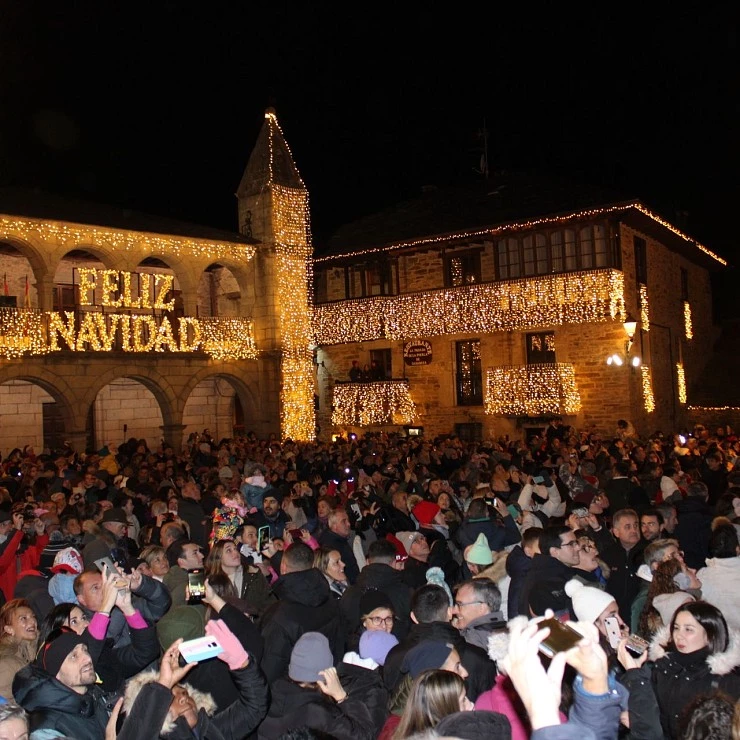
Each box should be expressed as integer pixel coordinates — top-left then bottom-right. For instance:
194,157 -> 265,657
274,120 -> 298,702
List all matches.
314,546 -> 348,598
620,601 -> 740,739
137,545 -> 170,581
394,669 -> 472,738
637,557 -> 695,639
0,599 -> 38,700
360,589 -> 396,635
39,602 -> 90,642
205,539 -> 272,613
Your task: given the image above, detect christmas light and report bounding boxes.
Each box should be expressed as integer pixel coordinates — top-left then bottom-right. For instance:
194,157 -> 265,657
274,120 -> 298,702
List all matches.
0,215 -> 256,264
314,269 -> 625,345
640,284 -> 650,332
331,381 -> 416,426
313,202 -> 726,267
484,363 -> 581,416
642,365 -> 656,413
677,363 -> 687,404
687,405 -> 740,412
199,317 -> 257,361
684,301 -> 693,340
0,308 -> 47,360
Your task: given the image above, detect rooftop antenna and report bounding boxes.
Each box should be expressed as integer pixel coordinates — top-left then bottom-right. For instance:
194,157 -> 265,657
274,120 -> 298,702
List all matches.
473,119 -> 489,179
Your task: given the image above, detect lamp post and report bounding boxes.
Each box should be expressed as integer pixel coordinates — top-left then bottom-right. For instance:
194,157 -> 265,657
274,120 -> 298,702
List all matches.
606,313 -> 641,369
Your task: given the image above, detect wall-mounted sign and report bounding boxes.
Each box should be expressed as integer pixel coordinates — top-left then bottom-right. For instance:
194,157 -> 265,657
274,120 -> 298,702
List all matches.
404,340 -> 432,366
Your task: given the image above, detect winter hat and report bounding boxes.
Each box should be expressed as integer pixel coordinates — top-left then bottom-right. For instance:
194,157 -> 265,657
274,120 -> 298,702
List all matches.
401,640 -> 454,679
218,466 -> 233,480
262,489 -> 284,506
359,588 -> 394,617
288,632 -> 334,682
573,485 -> 599,506
654,592 -> 694,627
413,501 -> 441,526
565,579 -> 615,624
37,628 -> 86,677
436,710 -> 512,740
395,530 -> 423,556
156,606 -> 205,651
464,533 -> 493,566
359,630 -> 398,666
0,509 -> 12,523
51,547 -> 84,575
426,567 -> 453,606
101,507 -> 129,525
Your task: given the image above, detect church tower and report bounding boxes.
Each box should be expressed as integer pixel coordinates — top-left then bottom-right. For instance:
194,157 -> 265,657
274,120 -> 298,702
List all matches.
237,109 -> 315,441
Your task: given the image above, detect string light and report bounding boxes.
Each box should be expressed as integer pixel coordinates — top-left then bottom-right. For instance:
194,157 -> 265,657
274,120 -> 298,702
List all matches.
314,269 -> 625,344
683,301 -> 693,340
484,363 -> 581,416
676,362 -> 687,404
0,215 -> 256,264
331,381 -> 416,426
199,317 -> 257,360
641,365 -> 656,413
640,284 -> 650,332
313,202 -> 726,267
687,405 -> 740,412
0,308 -> 47,360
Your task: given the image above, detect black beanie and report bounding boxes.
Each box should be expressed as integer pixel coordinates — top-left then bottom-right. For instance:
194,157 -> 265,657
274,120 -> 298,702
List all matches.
37,628 -> 86,677
436,710 -> 512,740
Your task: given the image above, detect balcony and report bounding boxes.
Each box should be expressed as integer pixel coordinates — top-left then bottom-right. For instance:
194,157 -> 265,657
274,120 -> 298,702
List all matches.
485,363 -> 581,416
197,317 -> 258,360
0,308 -> 47,359
313,268 -> 625,345
332,379 -> 416,427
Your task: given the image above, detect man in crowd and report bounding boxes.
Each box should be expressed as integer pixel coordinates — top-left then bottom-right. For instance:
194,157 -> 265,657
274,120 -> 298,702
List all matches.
452,578 -> 506,650
319,509 -> 359,584
162,539 -> 205,607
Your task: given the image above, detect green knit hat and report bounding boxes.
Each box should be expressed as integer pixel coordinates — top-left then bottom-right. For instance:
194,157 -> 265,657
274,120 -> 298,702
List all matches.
156,605 -> 205,651
464,532 -> 493,565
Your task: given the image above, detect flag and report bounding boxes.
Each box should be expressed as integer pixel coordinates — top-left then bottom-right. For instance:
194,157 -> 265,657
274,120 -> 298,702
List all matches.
24,275 -> 30,307
3,273 -> 7,297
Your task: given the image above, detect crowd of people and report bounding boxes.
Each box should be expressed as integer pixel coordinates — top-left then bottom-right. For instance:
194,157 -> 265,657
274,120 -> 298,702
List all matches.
1,419 -> 740,739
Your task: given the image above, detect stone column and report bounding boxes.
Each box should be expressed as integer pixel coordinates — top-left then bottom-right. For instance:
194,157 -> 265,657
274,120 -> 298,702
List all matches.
159,423 -> 186,450
65,430 -> 89,454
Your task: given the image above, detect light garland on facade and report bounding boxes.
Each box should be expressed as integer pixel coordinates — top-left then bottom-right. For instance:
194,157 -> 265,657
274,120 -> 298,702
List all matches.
687,406 -> 740,412
331,381 -> 416,426
0,216 -> 256,264
199,317 -> 257,360
484,363 -> 581,416
676,362 -> 687,405
314,269 -> 625,345
313,202 -> 726,267
642,365 -> 656,413
0,308 -> 47,360
683,301 -> 693,340
640,284 -> 650,332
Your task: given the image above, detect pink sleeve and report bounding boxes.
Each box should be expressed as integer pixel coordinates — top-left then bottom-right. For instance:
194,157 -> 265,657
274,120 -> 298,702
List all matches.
305,536 -> 320,551
125,610 -> 148,629
88,613 -> 110,640
268,566 -> 279,584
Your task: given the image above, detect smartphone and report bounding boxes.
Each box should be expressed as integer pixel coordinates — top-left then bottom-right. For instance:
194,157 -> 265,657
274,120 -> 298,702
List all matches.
94,556 -> 117,575
178,635 -> 223,664
349,502 -> 362,520
533,475 -> 545,484
603,616 -> 622,649
288,528 -> 303,539
538,617 -> 583,658
257,525 -> 270,552
186,568 -> 205,605
625,634 -> 649,657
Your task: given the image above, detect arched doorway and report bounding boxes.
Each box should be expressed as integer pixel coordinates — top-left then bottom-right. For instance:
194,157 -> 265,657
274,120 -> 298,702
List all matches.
0,380 -> 67,452
182,375 -> 254,443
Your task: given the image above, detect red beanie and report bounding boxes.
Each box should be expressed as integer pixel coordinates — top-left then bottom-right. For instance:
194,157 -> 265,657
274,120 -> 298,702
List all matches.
413,501 -> 441,526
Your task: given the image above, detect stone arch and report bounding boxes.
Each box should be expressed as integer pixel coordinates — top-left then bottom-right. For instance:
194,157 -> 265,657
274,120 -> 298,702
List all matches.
0,368 -> 78,452
197,261 -> 254,318
52,244 -> 124,272
0,235 -> 49,277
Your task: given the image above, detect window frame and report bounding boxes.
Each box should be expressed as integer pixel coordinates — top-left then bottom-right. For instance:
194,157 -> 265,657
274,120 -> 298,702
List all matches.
455,339 -> 483,406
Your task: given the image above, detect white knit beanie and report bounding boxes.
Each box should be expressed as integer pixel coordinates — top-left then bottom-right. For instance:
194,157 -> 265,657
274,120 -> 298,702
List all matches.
565,579 -> 616,624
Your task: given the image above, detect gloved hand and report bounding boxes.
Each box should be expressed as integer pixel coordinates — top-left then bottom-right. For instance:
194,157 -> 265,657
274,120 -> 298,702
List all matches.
205,619 -> 249,671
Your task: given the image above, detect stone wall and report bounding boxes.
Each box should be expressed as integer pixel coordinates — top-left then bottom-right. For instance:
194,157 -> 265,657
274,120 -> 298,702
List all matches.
1,252 -> 38,306
182,378 -> 236,442
0,380 -> 53,452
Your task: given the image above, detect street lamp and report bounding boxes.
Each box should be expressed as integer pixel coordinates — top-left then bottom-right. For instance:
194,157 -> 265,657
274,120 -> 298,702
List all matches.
606,313 -> 641,368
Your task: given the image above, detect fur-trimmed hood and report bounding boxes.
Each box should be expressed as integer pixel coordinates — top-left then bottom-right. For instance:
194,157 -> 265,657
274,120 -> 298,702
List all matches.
123,670 -> 217,736
649,624 -> 740,676
487,615 -> 528,674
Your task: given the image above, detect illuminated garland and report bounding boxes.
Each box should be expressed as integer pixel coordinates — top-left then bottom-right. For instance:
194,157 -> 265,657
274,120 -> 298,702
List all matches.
640,284 -> 650,332
0,216 -> 255,264
0,308 -> 47,360
314,269 -> 625,345
313,202 -> 726,267
332,381 -> 416,426
484,363 -> 581,416
198,317 -> 258,360
676,363 -> 687,405
687,406 -> 740,412
684,301 -> 693,340
642,365 -> 656,413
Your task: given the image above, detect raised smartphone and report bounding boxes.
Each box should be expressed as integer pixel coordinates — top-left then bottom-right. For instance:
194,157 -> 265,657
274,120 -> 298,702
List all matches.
538,617 -> 583,658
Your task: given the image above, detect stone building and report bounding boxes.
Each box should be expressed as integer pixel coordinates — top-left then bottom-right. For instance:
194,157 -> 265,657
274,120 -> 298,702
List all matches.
312,173 -> 726,440
0,109 -> 314,453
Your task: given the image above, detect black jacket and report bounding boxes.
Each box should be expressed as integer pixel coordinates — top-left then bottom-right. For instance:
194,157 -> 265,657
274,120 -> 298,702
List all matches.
336,661 -> 389,736
382,620 -> 496,702
177,497 -> 208,548
13,664 -> 112,740
674,497 -> 713,570
257,676 -> 375,740
319,528 -> 360,584
340,563 -> 412,641
259,568 -> 344,682
519,554 -> 578,618
504,545 -> 532,618
601,539 -> 646,623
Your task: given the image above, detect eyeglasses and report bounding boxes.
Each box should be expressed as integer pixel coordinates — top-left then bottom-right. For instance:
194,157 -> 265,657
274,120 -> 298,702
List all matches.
365,615 -> 395,626
559,540 -> 581,549
580,544 -> 598,553
454,600 -> 485,608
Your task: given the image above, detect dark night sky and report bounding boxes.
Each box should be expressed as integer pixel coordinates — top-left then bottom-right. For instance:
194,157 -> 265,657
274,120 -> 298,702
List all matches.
1,5 -> 738,277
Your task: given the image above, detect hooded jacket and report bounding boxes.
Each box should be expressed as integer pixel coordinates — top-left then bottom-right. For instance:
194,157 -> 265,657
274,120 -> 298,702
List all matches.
118,660 -> 268,740
620,624 -> 740,739
259,568 -> 344,682
696,557 -> 740,631
12,663 -> 111,740
519,554 -> 578,619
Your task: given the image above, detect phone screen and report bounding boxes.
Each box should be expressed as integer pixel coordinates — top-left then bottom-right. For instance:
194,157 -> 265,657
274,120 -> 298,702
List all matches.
538,617 -> 582,657
187,569 -> 205,604
257,525 -> 270,552
533,476 -> 545,484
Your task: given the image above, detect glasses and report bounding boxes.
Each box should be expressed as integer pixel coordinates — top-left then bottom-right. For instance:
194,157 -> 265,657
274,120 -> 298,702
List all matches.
366,615 -> 395,626
559,540 -> 581,549
580,544 -> 598,554
454,600 -> 485,608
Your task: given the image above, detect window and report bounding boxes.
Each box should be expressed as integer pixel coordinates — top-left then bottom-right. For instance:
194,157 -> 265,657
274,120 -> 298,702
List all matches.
680,267 -> 689,300
370,348 -> 392,379
526,331 -> 556,364
523,233 -> 548,276
348,260 -> 397,298
550,229 -> 577,272
455,340 -> 483,406
496,238 -> 521,279
579,225 -> 608,269
634,236 -> 648,285
445,251 -> 481,287
53,284 -> 76,311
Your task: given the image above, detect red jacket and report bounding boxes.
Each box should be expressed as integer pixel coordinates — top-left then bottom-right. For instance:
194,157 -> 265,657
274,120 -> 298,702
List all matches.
0,529 -> 24,601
